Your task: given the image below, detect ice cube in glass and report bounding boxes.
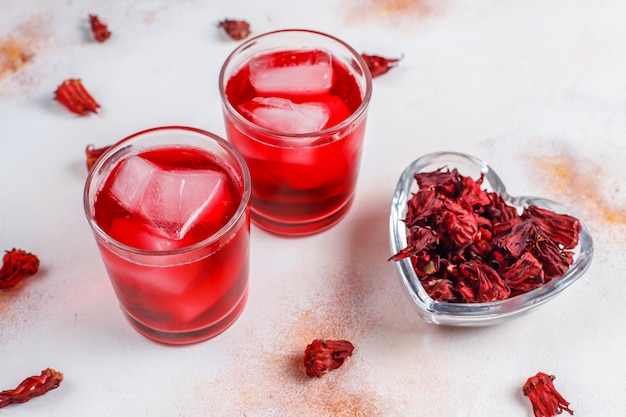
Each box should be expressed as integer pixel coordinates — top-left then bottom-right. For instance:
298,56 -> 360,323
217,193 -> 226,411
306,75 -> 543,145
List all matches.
249,49 -> 333,97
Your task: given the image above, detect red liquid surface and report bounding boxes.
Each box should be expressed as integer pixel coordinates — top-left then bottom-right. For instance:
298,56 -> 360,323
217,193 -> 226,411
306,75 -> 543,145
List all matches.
93,147 -> 249,344
224,49 -> 367,235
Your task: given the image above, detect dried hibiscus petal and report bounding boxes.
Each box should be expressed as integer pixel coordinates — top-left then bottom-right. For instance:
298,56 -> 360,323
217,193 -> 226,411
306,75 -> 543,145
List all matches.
54,79 -> 100,116
0,248 -> 40,289
303,339 -> 354,377
457,260 -> 510,302
439,199 -> 479,247
361,53 -> 401,78
526,205 -> 581,249
0,368 -> 63,409
89,15 -> 111,43
219,19 -> 251,40
422,276 -> 456,302
523,372 -> 573,417
389,226 -> 436,261
500,251 -> 545,292
85,144 -> 111,171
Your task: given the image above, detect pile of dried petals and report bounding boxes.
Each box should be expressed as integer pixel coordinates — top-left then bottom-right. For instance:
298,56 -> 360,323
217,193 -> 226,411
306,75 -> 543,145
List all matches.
523,372 -> 573,417
0,248 -> 40,289
390,168 -> 581,303
303,339 -> 354,377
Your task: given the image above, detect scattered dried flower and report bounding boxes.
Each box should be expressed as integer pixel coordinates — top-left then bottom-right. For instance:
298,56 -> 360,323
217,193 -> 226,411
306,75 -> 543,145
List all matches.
0,248 -> 40,289
54,79 -> 100,116
523,372 -> 573,417
89,15 -> 111,43
361,53 -> 401,78
219,19 -> 251,40
303,339 -> 354,377
85,144 -> 111,171
0,368 -> 63,409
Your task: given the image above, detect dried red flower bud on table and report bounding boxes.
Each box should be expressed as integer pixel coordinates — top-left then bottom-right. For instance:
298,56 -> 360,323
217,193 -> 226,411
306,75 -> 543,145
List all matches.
219,19 -> 251,40
0,368 -> 63,409
85,144 -> 112,171
361,53 -> 401,78
0,248 -> 40,289
54,79 -> 100,116
303,339 -> 354,377
391,168 -> 581,303
89,14 -> 111,42
523,372 -> 573,417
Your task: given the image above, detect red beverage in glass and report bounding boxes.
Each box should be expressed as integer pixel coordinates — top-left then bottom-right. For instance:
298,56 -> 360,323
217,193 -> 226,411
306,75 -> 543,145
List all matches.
220,30 -> 372,236
84,127 -> 251,345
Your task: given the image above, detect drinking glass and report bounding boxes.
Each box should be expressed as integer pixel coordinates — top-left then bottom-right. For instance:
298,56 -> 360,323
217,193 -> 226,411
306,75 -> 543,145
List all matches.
219,29 -> 372,236
84,126 -> 251,344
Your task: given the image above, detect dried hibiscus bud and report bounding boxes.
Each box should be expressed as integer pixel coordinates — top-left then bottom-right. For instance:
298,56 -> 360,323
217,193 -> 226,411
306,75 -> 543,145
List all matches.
54,79 -> 100,116
219,19 -> 251,40
89,14 -> 111,42
303,339 -> 354,377
85,144 -> 111,171
0,248 -> 40,289
361,53 -> 401,78
523,372 -> 573,417
0,368 -> 63,409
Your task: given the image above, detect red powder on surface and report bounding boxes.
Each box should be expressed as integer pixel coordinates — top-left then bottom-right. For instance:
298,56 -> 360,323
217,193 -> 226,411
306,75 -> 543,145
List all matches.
0,287 -> 36,346
181,266 -> 398,416
0,36 -> 33,78
343,0 -> 447,21
0,15 -> 51,96
531,153 -> 626,225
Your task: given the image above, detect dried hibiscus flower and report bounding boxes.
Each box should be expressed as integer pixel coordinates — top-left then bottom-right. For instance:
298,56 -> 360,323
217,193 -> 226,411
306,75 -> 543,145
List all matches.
219,19 -> 251,40
54,79 -> 100,116
523,372 -> 573,417
361,53 -> 401,78
303,339 -> 354,377
89,14 -> 111,42
390,168 -> 581,303
0,248 -> 40,289
0,368 -> 63,409
85,144 -> 111,171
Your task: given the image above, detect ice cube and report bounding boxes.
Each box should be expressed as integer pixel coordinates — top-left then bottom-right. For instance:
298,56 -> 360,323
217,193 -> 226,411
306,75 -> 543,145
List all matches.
109,155 -> 158,212
239,97 -> 330,134
109,217 -> 183,252
140,168 -> 227,240
323,95 -> 352,129
249,49 -> 333,96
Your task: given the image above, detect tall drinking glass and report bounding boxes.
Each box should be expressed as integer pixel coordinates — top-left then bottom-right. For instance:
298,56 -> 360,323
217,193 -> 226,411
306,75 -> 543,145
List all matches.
219,29 -> 372,236
84,126 -> 251,344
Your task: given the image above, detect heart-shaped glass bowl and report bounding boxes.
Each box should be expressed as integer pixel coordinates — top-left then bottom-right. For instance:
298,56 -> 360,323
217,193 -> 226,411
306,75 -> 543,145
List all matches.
389,152 -> 593,326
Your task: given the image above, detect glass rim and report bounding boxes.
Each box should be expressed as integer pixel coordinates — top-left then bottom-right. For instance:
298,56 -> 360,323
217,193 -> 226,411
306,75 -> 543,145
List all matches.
83,125 -> 252,257
218,28 -> 373,143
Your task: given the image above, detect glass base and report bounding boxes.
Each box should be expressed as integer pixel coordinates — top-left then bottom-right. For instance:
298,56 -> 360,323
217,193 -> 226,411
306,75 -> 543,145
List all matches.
251,197 -> 354,237
123,290 -> 248,345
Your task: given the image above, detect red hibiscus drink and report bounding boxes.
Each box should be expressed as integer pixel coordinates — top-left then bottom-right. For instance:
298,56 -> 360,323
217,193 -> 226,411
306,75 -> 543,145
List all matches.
84,126 -> 251,344
220,30 -> 372,236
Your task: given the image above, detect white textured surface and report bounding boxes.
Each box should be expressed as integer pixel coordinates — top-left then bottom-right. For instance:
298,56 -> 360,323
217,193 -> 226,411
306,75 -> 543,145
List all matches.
1,0 -> 623,415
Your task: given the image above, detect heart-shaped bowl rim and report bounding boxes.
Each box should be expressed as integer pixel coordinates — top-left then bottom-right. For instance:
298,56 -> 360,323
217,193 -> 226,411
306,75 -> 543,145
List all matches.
389,151 -> 594,326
